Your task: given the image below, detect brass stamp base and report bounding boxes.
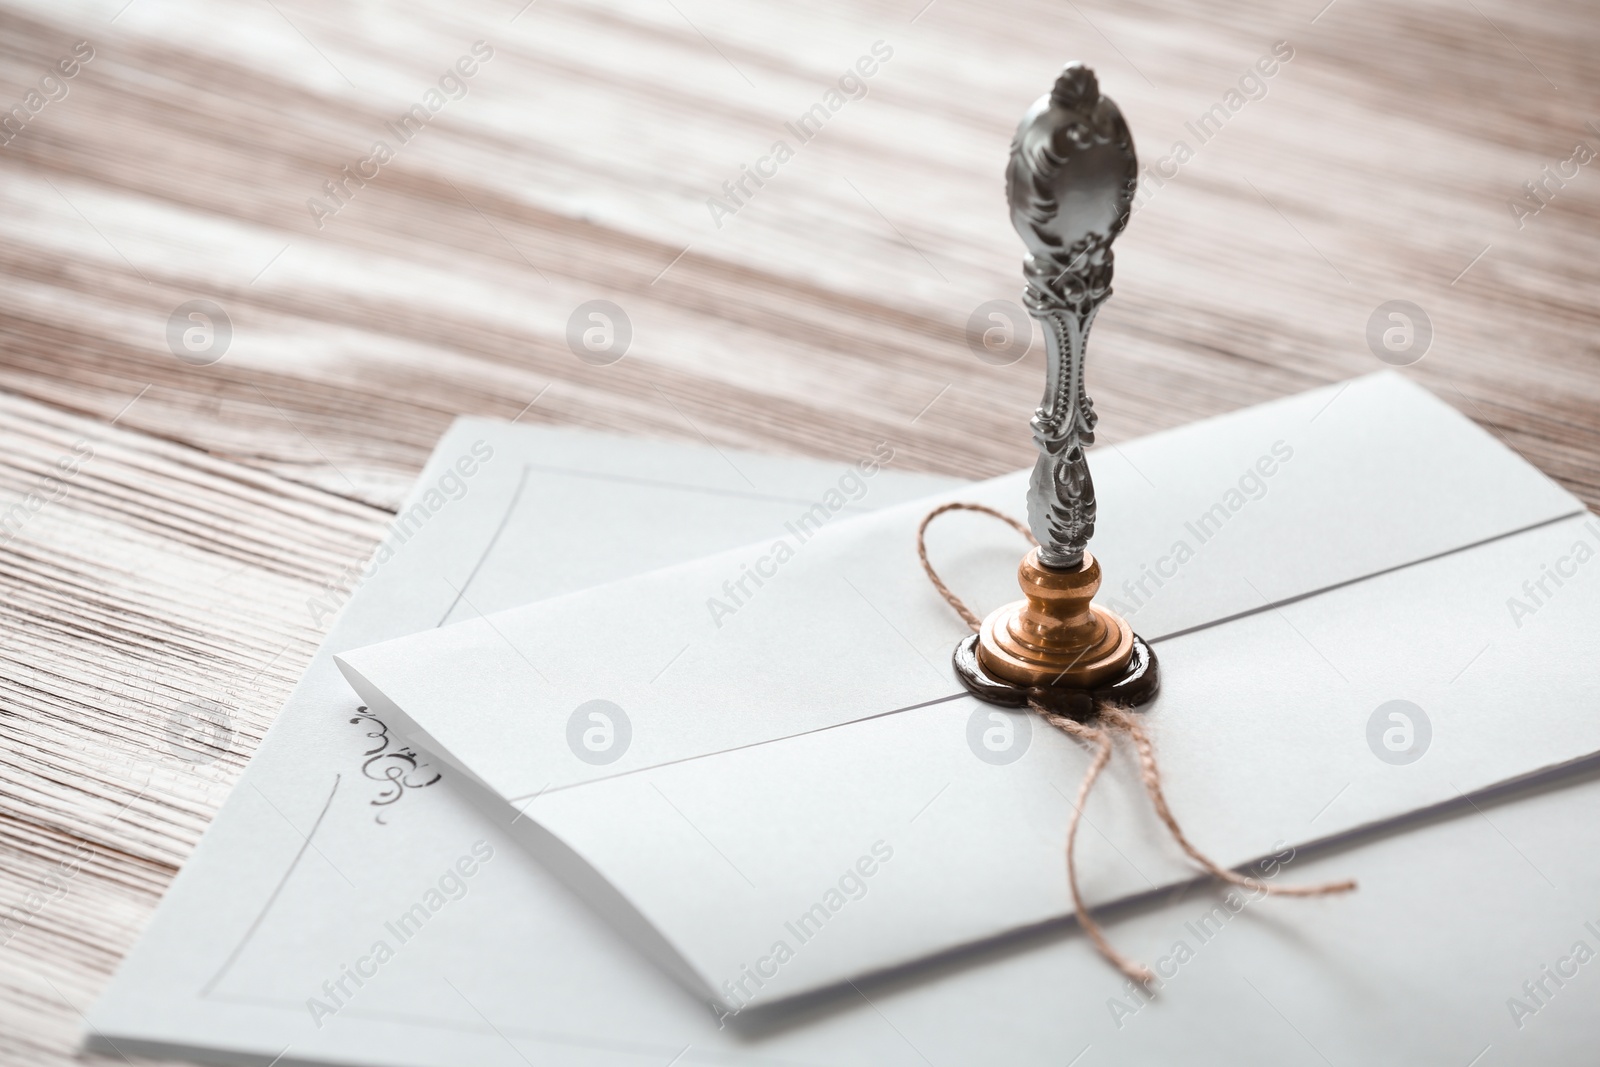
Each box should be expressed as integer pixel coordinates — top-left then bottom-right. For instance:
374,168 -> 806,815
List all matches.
954,547 -> 1160,716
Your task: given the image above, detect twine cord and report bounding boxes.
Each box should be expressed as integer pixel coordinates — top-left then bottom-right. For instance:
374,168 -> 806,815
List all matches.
1024,700 -> 1151,982
915,501 -> 1037,632
917,502 -> 1356,985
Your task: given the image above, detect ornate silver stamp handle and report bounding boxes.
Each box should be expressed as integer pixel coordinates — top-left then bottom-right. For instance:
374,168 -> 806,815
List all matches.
1006,63 -> 1138,570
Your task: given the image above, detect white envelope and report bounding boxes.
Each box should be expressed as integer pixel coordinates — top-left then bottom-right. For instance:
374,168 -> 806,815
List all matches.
336,372 -> 1596,1011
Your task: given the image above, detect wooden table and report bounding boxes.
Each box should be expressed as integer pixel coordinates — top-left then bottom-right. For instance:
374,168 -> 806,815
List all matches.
1,0 -> 1595,1060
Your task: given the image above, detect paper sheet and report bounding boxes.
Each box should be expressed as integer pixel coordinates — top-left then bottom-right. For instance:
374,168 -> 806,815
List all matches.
86,420 -> 961,1064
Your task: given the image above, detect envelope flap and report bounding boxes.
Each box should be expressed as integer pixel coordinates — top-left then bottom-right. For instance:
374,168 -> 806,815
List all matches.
337,372 -> 1580,803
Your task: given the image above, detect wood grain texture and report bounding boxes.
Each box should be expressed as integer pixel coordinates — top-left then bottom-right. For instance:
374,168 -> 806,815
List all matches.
0,0 -> 1595,1061
0,391 -> 389,1064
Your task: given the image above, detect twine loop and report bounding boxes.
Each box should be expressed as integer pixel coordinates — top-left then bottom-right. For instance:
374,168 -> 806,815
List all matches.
917,502 -> 1355,985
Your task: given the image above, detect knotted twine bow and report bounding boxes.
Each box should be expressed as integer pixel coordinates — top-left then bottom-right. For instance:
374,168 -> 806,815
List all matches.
917,502 -> 1355,984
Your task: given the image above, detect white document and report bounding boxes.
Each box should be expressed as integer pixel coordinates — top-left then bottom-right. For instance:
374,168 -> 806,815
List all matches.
336,373 -> 1594,1011
86,420 -> 963,1065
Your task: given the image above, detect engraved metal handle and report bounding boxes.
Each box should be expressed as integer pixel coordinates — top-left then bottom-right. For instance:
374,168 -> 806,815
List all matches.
1005,63 -> 1137,570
